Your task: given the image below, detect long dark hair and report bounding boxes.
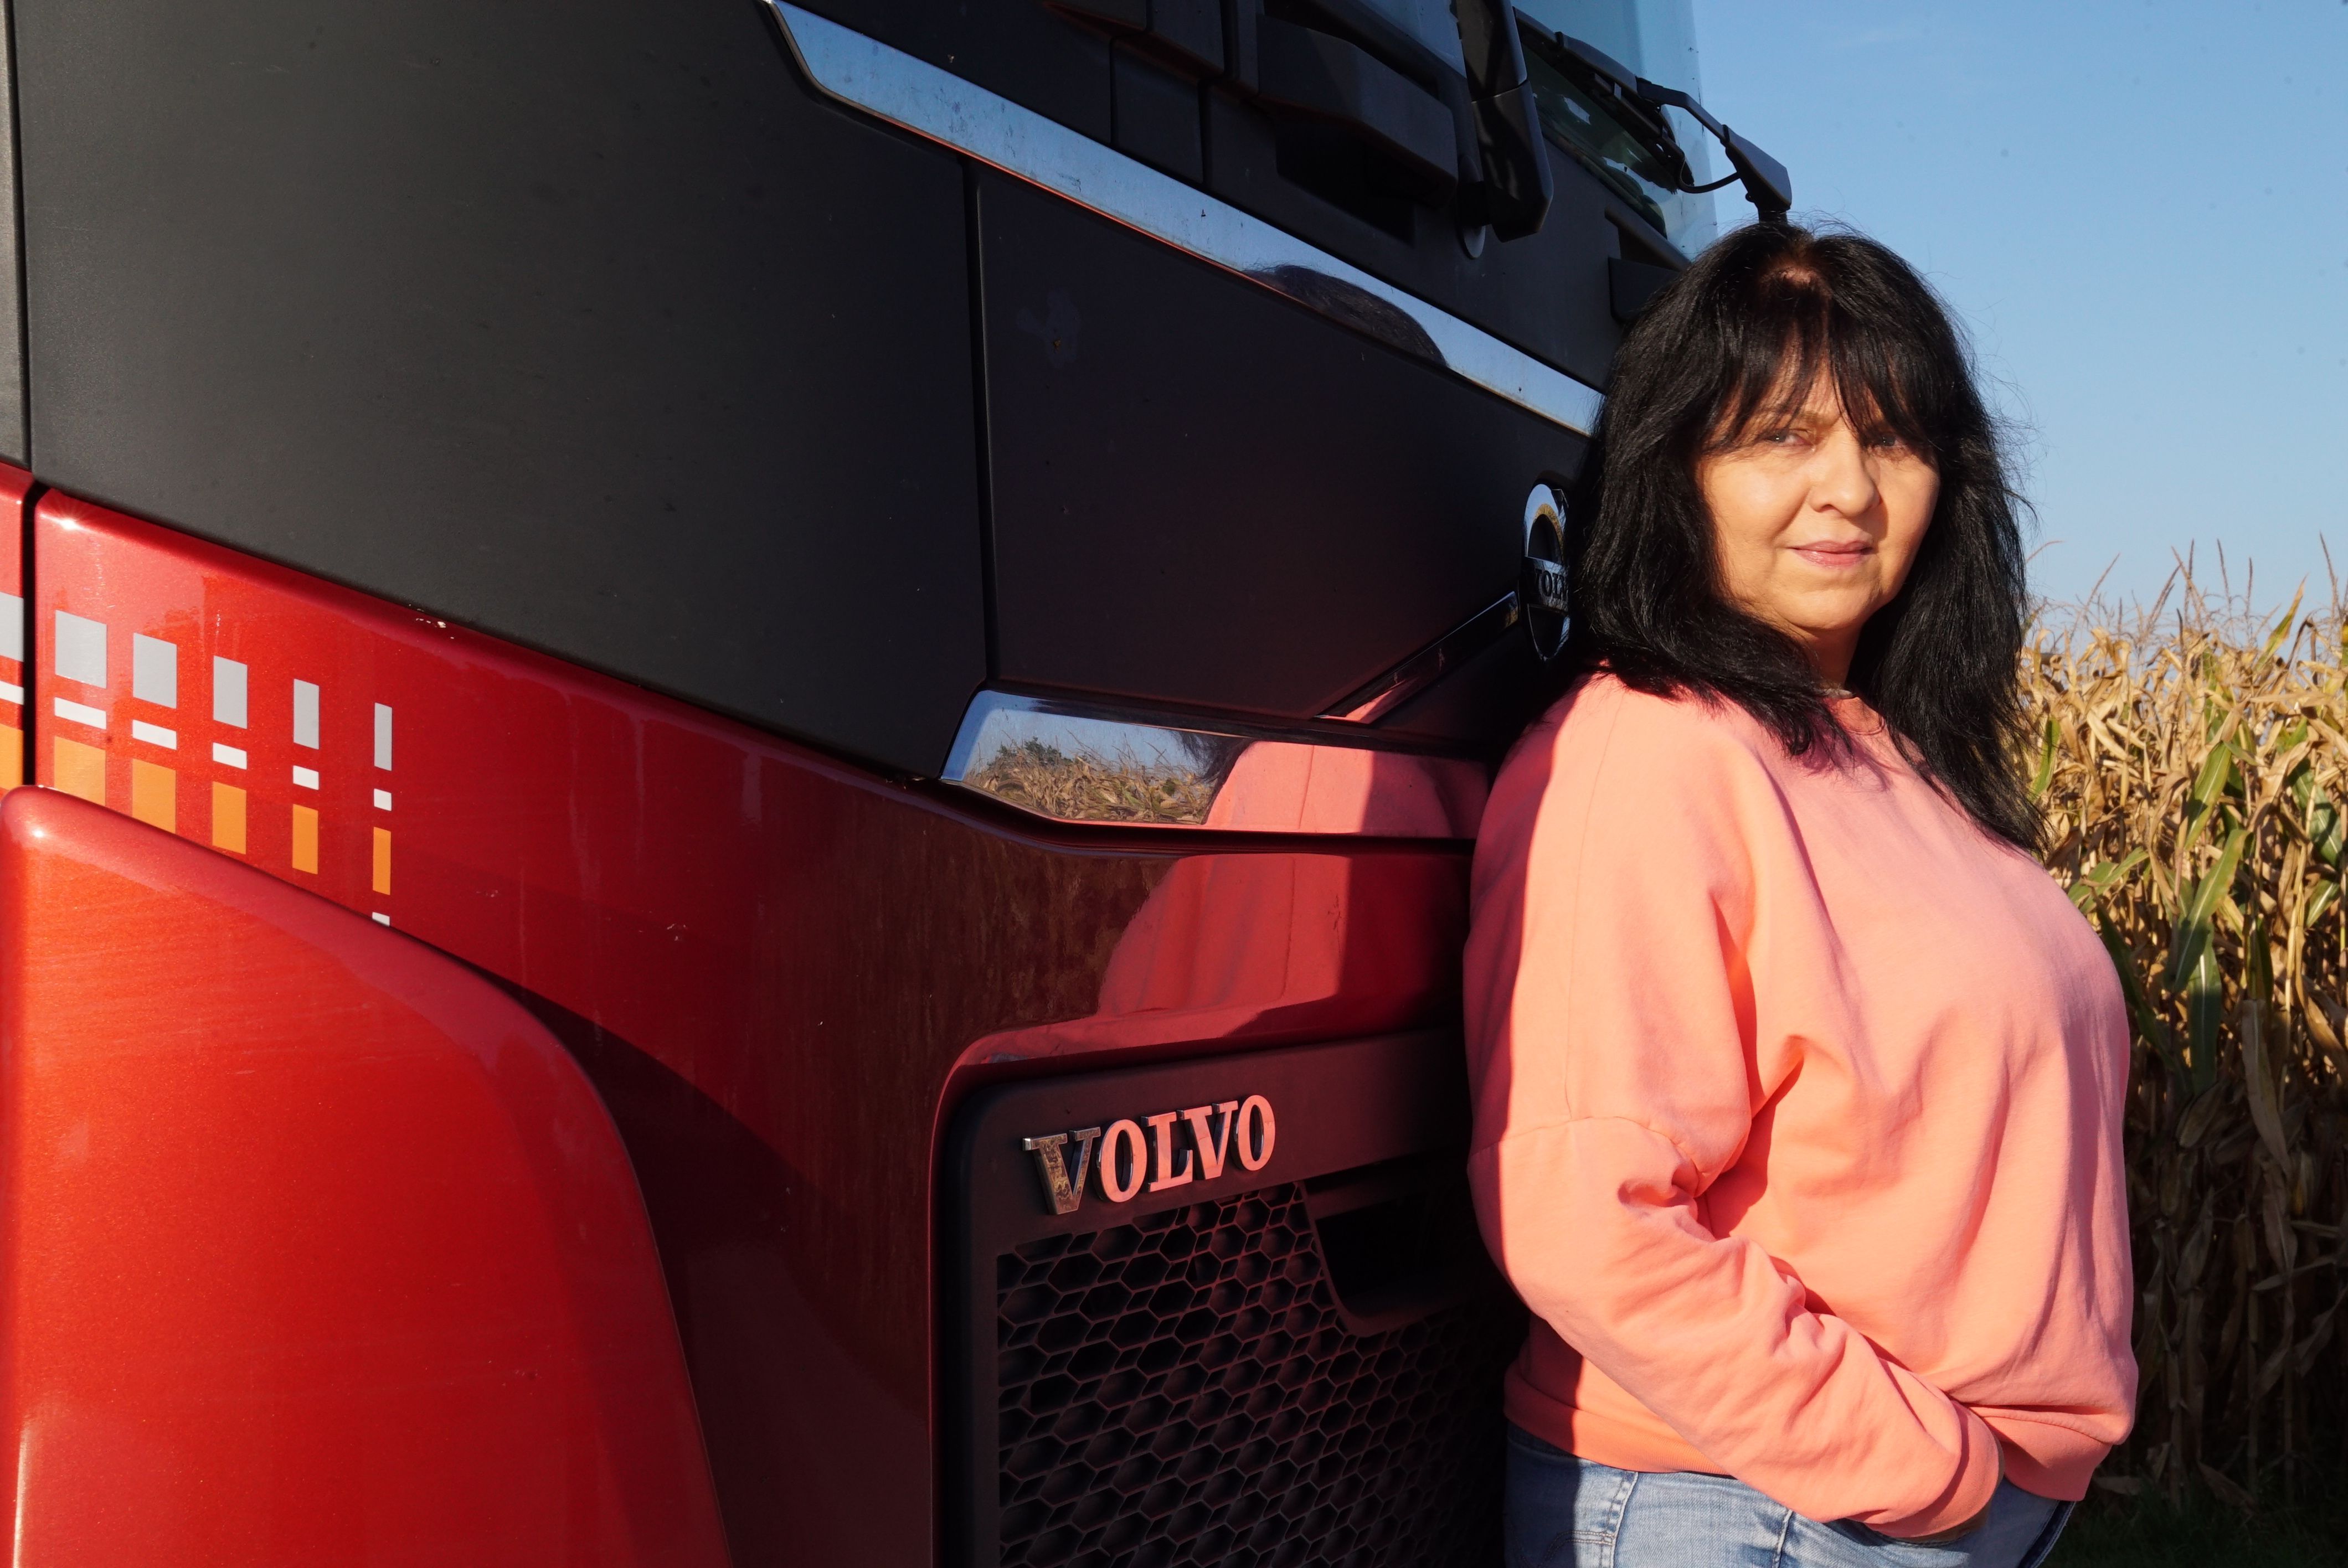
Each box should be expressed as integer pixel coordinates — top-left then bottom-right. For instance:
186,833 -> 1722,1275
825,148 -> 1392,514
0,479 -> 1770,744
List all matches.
1563,220 -> 2040,850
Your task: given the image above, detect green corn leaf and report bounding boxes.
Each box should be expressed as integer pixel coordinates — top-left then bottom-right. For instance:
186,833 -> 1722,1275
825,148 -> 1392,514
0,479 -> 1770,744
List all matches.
2176,745 -> 2236,859
2183,944 -> 2223,1094
2285,750 -> 2343,863
2069,849 -> 2149,914
2258,590 -> 2304,663
2308,879 -> 2341,929
2313,790 -> 2345,867
2165,825 -> 2249,993
2244,906 -> 2275,1003
2098,920 -> 2179,1081
2031,715 -> 2060,801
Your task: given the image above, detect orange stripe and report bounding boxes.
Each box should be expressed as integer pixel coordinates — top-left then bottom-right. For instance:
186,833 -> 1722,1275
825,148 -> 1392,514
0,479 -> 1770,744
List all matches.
291,804 -> 318,874
130,760 -> 176,833
371,827 -> 391,896
212,782 -> 247,854
53,737 -> 105,804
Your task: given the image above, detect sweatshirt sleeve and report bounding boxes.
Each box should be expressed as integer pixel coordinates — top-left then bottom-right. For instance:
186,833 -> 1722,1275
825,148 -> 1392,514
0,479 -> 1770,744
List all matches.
1468,692 -> 2003,1538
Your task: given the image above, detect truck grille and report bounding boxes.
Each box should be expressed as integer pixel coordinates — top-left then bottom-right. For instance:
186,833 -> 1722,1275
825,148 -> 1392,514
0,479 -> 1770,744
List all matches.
994,1183 -> 1517,1568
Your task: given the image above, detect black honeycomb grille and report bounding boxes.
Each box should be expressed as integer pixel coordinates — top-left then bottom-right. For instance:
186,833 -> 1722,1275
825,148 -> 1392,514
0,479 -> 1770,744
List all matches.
994,1183 -> 1518,1568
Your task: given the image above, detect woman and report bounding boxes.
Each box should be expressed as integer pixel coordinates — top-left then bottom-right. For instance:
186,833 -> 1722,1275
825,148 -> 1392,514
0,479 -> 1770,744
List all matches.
1463,221 -> 2134,1567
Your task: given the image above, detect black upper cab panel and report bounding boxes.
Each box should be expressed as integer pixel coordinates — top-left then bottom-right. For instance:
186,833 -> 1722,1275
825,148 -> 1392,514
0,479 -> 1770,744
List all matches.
12,0 -> 1686,774
15,0 -> 988,778
978,171 -> 1578,735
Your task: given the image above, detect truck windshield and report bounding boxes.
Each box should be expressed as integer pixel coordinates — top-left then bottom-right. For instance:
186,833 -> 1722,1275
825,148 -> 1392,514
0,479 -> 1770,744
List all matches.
1513,0 -> 1718,254
1356,0 -> 1469,70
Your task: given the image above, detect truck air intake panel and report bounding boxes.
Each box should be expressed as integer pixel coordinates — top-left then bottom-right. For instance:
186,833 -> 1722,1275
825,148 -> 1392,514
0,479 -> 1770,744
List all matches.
947,1033 -> 1525,1567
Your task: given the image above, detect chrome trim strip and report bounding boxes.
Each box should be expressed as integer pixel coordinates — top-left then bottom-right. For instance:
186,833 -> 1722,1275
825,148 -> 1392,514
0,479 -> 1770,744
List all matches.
1321,592 -> 1521,724
767,2 -> 1604,437
942,690 -> 1487,836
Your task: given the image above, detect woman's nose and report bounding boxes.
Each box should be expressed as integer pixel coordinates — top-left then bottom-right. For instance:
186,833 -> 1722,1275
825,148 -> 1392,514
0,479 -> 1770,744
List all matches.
1809,427 -> 1882,519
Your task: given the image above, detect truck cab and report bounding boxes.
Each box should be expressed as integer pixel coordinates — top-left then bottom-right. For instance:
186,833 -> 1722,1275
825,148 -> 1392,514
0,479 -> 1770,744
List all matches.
0,1 -> 1777,1561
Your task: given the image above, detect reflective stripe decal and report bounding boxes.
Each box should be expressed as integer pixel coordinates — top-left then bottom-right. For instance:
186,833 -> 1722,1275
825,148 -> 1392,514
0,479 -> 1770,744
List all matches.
214,657 -> 248,728
293,680 -> 321,749
212,782 -> 248,854
38,495 -> 408,919
291,805 -> 319,874
131,760 -> 177,832
55,611 -> 105,687
53,737 -> 105,803
133,634 -> 178,708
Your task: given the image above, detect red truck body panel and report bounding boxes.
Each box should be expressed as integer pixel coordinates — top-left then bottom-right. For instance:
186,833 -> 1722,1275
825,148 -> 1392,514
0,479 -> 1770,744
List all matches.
0,787 -> 727,1564
24,487 -> 1469,1560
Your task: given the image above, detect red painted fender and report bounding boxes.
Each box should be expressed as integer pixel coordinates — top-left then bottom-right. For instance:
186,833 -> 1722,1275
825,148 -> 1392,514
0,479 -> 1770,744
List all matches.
0,787 -> 729,1565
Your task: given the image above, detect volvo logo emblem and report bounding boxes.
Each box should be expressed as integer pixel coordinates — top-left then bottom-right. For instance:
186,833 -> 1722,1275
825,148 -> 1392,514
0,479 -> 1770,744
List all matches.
1521,484 -> 1568,662
1021,1096 -> 1277,1216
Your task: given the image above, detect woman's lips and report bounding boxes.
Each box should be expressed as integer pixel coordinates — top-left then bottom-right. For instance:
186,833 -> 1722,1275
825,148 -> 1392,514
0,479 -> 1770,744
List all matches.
1791,540 -> 1873,569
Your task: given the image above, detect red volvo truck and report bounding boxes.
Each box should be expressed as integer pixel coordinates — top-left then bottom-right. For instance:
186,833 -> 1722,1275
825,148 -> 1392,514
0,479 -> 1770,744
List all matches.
0,1 -> 1785,1561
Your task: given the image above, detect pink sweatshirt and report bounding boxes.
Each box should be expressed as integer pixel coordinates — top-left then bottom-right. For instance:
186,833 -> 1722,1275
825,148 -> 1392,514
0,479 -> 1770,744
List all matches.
1464,675 -> 2135,1539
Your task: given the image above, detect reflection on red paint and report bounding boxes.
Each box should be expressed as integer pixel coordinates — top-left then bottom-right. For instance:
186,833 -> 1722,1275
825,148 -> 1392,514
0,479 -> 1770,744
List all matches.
0,788 -> 725,1566
1203,739 -> 1486,835
965,739 -> 1474,1064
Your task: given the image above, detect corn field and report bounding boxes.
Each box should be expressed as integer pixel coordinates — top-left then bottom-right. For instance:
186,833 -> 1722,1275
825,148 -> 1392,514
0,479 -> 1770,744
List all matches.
963,736 -> 1220,825
2029,580 -> 2348,1508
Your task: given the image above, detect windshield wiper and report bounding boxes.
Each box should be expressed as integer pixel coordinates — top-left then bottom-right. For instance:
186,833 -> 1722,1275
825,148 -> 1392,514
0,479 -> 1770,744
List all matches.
1533,28 -> 1791,221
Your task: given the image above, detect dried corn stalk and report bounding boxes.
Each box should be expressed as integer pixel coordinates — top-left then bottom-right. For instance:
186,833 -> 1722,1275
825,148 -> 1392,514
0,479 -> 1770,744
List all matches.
2030,578 -> 2348,1507
963,737 -> 1221,825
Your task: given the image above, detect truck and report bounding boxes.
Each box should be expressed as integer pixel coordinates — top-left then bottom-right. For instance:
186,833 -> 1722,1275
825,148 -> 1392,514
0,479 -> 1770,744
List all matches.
0,1 -> 1785,1561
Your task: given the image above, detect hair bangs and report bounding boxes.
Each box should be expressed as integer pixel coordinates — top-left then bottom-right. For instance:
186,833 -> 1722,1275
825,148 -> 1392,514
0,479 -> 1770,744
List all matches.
1705,256 -> 1948,464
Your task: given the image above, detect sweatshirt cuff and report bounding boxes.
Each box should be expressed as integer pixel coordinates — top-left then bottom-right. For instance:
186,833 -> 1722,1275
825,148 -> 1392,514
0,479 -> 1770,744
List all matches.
1872,1406 -> 2003,1541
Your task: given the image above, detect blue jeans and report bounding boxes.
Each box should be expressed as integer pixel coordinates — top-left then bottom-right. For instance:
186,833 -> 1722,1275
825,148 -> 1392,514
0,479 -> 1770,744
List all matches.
1506,1425 -> 2073,1568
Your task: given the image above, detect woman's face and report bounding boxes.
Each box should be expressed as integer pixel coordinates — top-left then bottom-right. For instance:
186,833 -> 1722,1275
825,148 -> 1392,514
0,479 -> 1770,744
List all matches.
1695,380 -> 1939,685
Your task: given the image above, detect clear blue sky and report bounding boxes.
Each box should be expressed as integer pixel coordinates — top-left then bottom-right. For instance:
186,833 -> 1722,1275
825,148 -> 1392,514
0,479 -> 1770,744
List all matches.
1688,1 -> 2348,611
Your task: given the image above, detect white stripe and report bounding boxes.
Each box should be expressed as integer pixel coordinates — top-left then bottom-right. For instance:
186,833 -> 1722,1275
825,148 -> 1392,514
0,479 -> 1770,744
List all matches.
132,634 -> 179,709
212,742 -> 248,768
292,765 -> 320,790
293,680 -> 320,748
370,912 -> 391,926
213,657 -> 248,728
53,697 -> 106,729
54,612 -> 106,688
0,683 -> 20,705
373,788 -> 392,811
131,719 -> 178,750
